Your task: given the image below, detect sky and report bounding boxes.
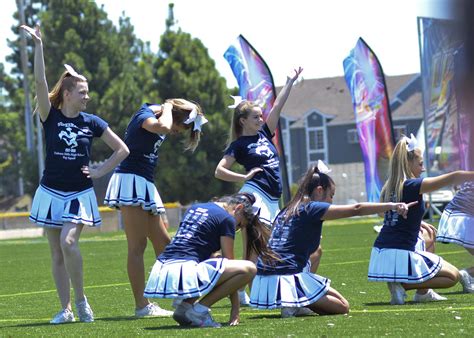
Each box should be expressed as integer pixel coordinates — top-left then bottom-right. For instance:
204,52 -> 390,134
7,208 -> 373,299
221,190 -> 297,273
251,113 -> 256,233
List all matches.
0,0 -> 454,87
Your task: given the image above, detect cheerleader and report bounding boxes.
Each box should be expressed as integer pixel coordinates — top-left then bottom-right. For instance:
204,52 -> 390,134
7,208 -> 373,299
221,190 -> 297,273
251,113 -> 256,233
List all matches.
368,134 -> 474,304
215,67 -> 303,304
104,100 -> 206,317
437,183 -> 474,293
250,161 -> 412,317
144,193 -> 274,327
22,25 -> 129,324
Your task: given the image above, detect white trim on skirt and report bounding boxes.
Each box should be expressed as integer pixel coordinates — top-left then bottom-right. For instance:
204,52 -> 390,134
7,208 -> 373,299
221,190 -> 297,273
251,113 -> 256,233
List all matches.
249,263 -> 330,309
104,172 -> 165,215
437,209 -> 474,249
368,247 -> 443,283
29,184 -> 101,228
144,258 -> 227,299
240,182 -> 280,227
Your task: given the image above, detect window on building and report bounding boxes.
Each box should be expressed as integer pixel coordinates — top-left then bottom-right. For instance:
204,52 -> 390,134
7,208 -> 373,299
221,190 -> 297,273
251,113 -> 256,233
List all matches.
347,129 -> 359,144
308,129 -> 324,150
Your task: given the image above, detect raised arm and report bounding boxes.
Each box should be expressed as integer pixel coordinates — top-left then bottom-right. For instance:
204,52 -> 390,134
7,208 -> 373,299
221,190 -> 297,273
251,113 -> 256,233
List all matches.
321,201 -> 416,221
142,102 -> 174,134
81,128 -> 129,179
265,67 -> 303,134
20,25 -> 50,121
420,170 -> 474,194
214,156 -> 263,182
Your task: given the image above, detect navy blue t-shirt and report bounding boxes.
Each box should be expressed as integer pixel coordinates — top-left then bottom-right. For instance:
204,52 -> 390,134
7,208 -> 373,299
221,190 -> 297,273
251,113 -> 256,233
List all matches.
225,124 -> 281,198
159,202 -> 236,263
41,106 -> 108,191
257,201 -> 330,275
115,103 -> 166,182
374,178 -> 425,251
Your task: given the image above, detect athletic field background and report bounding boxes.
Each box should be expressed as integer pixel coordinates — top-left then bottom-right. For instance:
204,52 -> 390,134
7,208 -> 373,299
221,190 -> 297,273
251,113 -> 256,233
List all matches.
1,218 -> 472,336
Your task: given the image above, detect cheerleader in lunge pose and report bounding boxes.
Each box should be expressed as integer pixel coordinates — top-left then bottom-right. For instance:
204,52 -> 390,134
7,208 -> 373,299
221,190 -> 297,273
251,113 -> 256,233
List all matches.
250,161 -> 413,317
368,134 -> 474,304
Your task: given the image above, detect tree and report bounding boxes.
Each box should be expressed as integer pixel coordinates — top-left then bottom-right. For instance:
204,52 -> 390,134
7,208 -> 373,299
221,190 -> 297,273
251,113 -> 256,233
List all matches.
152,4 -> 238,204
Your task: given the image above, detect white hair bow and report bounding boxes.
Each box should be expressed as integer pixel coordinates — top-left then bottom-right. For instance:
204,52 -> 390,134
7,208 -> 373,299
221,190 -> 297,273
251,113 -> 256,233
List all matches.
184,107 -> 208,132
228,95 -> 244,109
403,133 -> 419,152
64,64 -> 87,81
317,160 -> 332,174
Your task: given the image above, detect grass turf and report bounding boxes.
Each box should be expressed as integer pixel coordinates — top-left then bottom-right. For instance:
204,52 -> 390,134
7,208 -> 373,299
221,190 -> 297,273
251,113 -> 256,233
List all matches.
0,218 -> 472,336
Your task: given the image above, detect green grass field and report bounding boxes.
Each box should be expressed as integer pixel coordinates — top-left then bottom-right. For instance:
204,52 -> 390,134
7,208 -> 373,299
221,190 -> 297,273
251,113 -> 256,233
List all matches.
1,218 -> 472,336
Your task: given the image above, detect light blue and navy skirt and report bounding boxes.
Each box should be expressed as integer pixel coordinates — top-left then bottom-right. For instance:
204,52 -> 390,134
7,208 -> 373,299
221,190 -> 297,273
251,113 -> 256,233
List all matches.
240,182 -> 280,227
29,184 -> 101,228
437,208 -> 474,249
144,258 -> 227,299
368,247 -> 443,284
249,263 -> 330,309
104,173 -> 165,215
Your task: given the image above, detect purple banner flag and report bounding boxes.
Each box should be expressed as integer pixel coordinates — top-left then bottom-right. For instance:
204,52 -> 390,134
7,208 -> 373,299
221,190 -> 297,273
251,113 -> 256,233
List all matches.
343,38 -> 395,202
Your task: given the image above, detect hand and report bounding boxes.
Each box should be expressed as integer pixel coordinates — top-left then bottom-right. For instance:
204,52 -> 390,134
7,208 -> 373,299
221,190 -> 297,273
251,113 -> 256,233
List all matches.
81,165 -> 101,179
420,221 -> 437,235
245,167 -> 263,180
287,66 -> 303,83
20,24 -> 42,44
394,201 -> 417,219
228,309 -> 240,326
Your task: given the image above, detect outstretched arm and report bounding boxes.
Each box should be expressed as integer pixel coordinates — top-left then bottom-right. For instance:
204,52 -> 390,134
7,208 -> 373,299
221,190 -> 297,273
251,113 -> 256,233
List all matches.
215,155 -> 263,182
420,171 -> 474,194
266,67 -> 303,134
321,201 -> 416,221
20,25 -> 50,121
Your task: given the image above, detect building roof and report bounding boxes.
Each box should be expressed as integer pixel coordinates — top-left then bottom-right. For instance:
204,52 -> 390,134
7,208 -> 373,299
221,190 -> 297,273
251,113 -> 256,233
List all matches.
278,73 -> 422,127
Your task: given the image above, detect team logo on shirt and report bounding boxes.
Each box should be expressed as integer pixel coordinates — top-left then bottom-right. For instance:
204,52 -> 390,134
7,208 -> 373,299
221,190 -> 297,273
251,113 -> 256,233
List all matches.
58,127 -> 79,148
55,122 -> 91,160
248,138 -> 274,159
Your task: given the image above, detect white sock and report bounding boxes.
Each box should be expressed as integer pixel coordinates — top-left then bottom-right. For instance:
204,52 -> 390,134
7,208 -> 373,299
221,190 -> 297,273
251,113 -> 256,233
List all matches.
193,302 -> 209,313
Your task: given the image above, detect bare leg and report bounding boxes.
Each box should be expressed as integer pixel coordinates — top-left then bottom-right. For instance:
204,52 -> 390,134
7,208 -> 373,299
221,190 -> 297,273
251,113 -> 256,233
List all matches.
199,260 -> 256,307
59,223 -> 85,303
46,228 -> 72,311
122,206 -> 152,309
309,245 -> 323,274
403,260 -> 460,291
307,287 -> 349,315
148,214 -> 171,257
415,226 -> 437,295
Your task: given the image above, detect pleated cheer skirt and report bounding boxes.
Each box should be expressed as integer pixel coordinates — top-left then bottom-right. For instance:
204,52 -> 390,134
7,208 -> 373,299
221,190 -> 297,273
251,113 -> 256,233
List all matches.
29,184 -> 101,228
249,264 -> 330,309
437,209 -> 474,249
240,182 -> 280,227
415,233 -> 426,252
144,258 -> 227,299
104,173 -> 165,215
368,247 -> 443,283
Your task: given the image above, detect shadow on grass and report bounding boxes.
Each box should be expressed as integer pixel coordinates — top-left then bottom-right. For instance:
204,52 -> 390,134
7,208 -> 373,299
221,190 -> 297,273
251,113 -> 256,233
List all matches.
3,321 -> 75,329
246,314 -> 282,320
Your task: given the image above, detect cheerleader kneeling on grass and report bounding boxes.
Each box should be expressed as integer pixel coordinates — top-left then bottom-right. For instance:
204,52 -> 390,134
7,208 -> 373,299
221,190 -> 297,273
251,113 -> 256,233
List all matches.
368,134 -> 474,304
249,161 -> 413,317
143,193 -> 275,328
